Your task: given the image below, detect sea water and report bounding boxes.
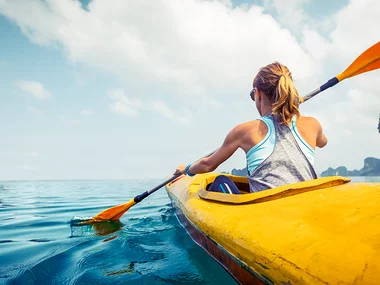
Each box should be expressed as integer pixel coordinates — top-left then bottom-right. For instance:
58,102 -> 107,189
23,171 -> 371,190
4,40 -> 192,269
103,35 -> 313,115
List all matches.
0,177 -> 379,284
0,180 -> 236,284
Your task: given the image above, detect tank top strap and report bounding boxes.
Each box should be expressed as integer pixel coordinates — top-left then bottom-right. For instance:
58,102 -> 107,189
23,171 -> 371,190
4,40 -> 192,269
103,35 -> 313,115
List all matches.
246,115 -> 276,175
258,115 -> 275,129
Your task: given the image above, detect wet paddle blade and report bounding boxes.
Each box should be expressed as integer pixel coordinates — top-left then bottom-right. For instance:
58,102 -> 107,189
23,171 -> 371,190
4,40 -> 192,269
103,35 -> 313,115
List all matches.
337,41 -> 380,81
90,199 -> 136,222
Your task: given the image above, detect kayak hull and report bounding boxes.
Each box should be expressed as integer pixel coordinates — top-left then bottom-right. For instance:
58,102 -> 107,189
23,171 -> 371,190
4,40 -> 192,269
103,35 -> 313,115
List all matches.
170,190 -> 268,285
165,173 -> 380,285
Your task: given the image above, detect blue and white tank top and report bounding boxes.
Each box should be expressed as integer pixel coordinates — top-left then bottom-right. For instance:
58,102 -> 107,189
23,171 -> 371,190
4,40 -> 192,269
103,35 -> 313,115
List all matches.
246,115 -> 315,174
247,114 -> 317,192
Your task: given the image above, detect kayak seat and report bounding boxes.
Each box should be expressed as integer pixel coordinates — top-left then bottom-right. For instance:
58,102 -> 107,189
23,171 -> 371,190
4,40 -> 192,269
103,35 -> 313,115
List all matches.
207,175 -> 241,194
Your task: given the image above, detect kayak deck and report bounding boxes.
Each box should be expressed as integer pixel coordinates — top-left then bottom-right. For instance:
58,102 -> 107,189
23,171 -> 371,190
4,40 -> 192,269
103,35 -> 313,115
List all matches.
165,173 -> 380,285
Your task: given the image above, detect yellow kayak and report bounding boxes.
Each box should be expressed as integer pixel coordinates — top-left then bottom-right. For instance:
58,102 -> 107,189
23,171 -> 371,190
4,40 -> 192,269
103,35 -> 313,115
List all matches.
165,173 -> 380,285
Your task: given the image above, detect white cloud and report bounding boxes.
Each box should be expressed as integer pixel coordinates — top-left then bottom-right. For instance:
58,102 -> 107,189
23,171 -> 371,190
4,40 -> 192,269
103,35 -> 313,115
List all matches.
330,0 -> 380,60
59,115 -> 80,125
80,108 -> 93,116
150,100 -> 194,126
27,106 -> 45,116
28,152 -> 39,157
16,80 -> 52,100
262,0 -> 310,33
201,97 -> 224,110
109,101 -> 139,117
108,89 -> 142,117
1,0 -> 379,175
302,28 -> 331,60
108,88 -> 194,125
1,0 -> 316,101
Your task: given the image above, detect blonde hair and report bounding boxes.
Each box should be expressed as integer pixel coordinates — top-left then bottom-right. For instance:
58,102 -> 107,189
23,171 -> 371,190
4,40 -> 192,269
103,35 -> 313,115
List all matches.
253,62 -> 303,125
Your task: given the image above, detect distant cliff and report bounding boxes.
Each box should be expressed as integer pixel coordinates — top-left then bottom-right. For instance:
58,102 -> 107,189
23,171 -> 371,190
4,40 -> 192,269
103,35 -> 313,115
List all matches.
231,167 -> 247,176
321,157 -> 380,177
232,157 -> 380,177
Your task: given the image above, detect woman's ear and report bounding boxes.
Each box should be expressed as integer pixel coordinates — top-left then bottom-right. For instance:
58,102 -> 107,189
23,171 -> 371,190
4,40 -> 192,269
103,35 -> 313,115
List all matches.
256,89 -> 262,102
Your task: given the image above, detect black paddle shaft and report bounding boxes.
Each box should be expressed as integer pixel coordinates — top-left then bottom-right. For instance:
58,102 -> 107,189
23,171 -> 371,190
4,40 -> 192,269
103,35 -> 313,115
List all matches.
134,174 -> 182,203
303,77 -> 339,102
133,150 -> 216,204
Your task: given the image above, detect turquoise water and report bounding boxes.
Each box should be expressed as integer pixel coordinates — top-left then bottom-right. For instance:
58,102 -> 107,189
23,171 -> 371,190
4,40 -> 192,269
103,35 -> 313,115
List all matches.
1,177 -> 379,284
0,180 -> 237,285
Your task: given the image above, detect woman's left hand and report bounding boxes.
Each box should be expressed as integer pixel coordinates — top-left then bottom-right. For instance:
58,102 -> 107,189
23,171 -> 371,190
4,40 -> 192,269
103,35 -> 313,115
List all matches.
174,164 -> 187,175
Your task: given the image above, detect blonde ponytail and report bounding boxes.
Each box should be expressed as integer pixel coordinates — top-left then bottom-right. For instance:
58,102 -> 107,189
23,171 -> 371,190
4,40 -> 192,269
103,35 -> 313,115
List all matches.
252,62 -> 303,125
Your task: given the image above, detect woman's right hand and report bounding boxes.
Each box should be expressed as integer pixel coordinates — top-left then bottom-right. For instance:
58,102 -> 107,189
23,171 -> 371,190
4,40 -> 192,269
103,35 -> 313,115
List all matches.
173,164 -> 187,175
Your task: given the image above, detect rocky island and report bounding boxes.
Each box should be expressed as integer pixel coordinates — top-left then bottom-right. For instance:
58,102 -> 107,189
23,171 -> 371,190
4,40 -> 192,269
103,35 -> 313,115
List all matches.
320,157 -> 380,177
231,157 -> 380,177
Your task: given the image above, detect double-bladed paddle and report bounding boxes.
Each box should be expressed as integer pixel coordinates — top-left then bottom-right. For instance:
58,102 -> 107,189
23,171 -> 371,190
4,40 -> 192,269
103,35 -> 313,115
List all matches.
303,41 -> 380,101
85,41 -> 380,223
84,151 -> 215,223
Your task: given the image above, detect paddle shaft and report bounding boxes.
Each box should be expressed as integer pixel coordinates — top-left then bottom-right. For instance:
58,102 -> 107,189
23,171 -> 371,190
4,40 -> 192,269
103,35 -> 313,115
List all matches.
302,77 -> 339,102
134,174 -> 182,203
304,42 -> 380,102
133,150 -> 216,204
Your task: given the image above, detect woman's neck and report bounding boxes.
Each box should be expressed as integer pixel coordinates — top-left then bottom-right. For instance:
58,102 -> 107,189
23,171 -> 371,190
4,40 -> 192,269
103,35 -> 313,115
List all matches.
258,92 -> 273,116
260,105 -> 272,117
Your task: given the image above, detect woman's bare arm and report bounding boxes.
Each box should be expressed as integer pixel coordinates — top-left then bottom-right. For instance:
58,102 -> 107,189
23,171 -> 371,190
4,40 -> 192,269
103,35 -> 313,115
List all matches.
316,120 -> 328,148
174,125 -> 245,175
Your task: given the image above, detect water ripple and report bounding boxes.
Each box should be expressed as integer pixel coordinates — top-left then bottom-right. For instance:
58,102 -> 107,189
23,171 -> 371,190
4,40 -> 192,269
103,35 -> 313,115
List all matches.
0,180 -> 238,285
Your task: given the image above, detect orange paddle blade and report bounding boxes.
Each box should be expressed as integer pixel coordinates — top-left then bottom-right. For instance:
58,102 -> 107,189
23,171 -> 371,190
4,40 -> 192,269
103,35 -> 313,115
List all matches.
90,199 -> 136,222
337,41 -> 380,81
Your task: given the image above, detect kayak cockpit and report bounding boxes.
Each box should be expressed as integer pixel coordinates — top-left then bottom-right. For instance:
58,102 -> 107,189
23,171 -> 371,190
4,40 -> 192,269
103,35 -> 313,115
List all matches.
197,174 -> 351,204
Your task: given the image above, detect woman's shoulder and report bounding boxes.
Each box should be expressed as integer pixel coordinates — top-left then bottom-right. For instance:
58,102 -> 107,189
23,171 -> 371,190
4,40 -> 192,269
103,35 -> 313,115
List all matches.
297,115 -> 323,130
298,115 -> 321,123
233,119 -> 268,136
236,119 -> 264,129
228,119 -> 269,149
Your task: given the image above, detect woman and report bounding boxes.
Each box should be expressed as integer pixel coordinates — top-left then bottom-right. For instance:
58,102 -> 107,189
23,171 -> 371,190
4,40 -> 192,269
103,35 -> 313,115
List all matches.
174,62 -> 328,193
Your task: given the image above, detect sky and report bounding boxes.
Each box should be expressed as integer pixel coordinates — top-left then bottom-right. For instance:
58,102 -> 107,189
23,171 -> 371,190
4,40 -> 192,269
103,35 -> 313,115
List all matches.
0,0 -> 379,181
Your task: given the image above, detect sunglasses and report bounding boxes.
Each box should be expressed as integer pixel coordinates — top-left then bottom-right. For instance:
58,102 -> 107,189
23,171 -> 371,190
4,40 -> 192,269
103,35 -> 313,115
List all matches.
249,87 -> 256,101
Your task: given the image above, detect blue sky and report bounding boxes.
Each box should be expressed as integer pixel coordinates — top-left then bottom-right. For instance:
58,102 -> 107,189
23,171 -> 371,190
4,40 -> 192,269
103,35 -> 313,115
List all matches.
0,0 -> 379,180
